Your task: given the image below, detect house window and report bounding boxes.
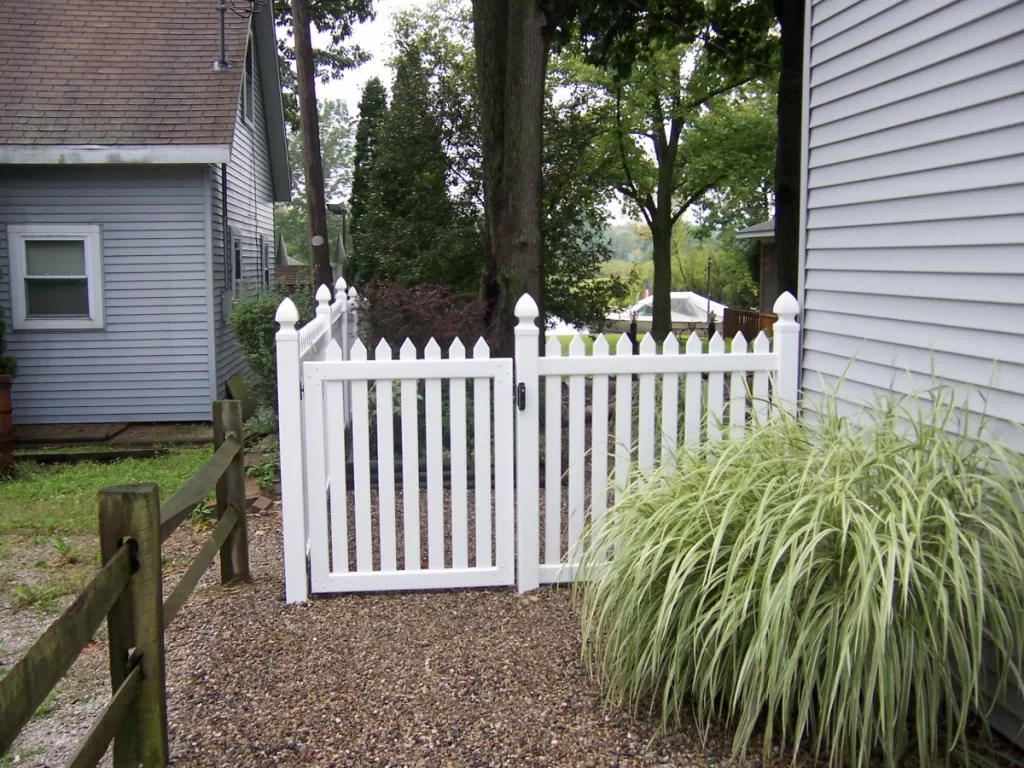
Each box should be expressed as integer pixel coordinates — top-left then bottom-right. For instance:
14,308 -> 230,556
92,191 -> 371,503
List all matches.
6,224 -> 104,330
233,235 -> 243,297
242,38 -> 254,123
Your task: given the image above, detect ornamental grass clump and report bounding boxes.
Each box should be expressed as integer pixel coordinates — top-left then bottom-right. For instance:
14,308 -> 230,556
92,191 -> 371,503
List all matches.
578,391 -> 1024,767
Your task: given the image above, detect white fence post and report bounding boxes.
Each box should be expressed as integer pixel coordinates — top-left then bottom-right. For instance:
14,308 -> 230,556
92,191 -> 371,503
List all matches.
514,294 -> 540,593
275,297 -> 308,603
772,291 -> 801,416
315,283 -> 332,352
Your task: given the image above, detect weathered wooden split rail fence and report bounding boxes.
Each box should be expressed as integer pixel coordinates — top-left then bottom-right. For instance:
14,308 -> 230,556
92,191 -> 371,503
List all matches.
0,400 -> 249,768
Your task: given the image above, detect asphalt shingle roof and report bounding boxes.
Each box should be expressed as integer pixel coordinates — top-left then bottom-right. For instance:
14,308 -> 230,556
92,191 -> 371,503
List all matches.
0,0 -> 252,147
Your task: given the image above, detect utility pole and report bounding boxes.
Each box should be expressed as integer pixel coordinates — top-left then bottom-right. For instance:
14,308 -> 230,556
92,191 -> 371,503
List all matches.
290,0 -> 333,294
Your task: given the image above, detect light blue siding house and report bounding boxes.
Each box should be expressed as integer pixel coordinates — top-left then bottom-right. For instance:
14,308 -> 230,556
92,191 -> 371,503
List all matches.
0,0 -> 289,424
797,0 -> 1024,744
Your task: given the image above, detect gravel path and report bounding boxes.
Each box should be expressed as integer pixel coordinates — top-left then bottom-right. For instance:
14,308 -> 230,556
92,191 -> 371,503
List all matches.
163,506 -> 760,767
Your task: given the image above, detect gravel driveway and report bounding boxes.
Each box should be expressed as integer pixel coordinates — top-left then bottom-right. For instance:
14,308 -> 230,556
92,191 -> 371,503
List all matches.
162,505 -> 763,767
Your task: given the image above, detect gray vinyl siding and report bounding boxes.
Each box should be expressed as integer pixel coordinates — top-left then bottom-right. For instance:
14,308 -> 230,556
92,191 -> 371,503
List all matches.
800,0 -> 1024,458
0,166 -> 212,423
211,28 -> 277,396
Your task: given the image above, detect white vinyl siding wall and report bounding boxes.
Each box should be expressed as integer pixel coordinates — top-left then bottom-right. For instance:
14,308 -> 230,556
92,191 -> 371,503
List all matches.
211,28 -> 276,395
0,166 -> 212,423
800,0 -> 1024,454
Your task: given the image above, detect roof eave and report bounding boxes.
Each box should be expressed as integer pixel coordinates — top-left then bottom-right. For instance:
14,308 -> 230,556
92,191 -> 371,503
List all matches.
252,7 -> 291,203
0,144 -> 231,165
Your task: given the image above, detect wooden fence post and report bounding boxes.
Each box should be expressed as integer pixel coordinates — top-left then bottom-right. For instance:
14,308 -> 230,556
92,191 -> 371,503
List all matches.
514,294 -> 540,593
98,494 -> 137,766
98,484 -> 168,767
275,297 -> 309,603
772,291 -> 801,416
213,400 -> 249,583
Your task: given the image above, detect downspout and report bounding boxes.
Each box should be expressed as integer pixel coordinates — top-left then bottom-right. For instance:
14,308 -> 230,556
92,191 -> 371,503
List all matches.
221,163 -> 229,285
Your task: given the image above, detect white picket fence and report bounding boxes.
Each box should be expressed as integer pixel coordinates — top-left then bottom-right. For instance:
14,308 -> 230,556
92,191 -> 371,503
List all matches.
276,289 -> 800,602
275,279 -> 359,602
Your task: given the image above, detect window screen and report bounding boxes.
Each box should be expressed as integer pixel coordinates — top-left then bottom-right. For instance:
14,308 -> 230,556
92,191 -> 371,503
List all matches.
23,240 -> 89,317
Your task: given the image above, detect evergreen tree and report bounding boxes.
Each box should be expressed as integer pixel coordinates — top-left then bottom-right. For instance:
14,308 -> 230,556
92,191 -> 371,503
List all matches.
349,78 -> 388,242
356,49 -> 480,291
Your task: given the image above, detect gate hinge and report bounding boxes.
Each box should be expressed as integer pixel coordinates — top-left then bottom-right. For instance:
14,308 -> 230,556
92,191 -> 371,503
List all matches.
299,381 -> 305,400
516,382 -> 526,411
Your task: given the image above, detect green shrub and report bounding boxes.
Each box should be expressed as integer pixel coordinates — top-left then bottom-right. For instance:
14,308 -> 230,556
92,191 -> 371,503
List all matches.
229,287 -> 312,410
578,390 -> 1024,767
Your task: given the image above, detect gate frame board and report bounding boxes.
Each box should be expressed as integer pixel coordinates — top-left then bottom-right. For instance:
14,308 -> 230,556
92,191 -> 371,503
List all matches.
301,355 -> 516,594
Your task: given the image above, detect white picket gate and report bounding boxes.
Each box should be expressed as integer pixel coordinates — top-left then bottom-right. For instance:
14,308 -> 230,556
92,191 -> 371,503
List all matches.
276,288 -> 800,602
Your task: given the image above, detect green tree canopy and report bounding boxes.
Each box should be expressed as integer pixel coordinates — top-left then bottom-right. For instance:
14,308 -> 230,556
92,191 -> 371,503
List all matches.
349,77 -> 388,248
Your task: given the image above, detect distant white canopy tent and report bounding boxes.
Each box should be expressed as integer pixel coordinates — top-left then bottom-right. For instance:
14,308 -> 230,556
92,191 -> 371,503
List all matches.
605,291 -> 727,333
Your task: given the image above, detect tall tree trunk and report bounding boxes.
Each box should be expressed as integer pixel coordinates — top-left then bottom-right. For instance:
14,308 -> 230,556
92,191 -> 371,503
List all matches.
472,0 -> 508,329
291,0 -> 333,293
472,0 -> 550,358
650,208 -> 673,341
773,0 -> 804,297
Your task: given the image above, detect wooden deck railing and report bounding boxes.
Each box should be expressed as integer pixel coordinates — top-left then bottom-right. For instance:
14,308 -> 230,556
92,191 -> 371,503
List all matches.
0,400 -> 249,768
723,307 -> 777,340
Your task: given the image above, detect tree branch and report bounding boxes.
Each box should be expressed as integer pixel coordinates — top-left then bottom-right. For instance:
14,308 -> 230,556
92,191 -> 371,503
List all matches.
615,85 -> 652,222
680,76 -> 756,114
672,188 -> 711,224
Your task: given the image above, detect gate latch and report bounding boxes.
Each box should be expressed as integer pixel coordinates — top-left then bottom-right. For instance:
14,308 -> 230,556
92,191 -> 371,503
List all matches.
516,383 -> 526,411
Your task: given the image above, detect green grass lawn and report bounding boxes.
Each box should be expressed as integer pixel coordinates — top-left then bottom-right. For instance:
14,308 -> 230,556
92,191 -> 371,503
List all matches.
0,447 -> 211,537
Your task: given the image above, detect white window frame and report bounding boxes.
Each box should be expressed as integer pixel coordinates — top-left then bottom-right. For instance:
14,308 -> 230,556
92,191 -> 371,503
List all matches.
6,224 -> 104,331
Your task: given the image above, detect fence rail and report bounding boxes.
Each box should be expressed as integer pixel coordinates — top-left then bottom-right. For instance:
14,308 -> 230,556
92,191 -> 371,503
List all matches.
0,400 -> 249,768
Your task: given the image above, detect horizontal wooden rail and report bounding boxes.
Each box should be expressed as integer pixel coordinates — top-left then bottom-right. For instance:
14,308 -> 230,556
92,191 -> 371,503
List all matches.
0,544 -> 134,754
63,664 -> 142,768
158,438 -> 241,543
163,508 -> 239,628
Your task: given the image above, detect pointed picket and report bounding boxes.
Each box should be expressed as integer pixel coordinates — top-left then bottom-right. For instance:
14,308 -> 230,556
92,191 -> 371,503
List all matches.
590,334 -> 610,538
326,376 -> 349,573
661,333 -> 679,473
614,334 -> 633,504
448,339 -> 468,569
729,331 -> 747,441
424,339 -> 444,569
399,339 -> 420,571
638,334 -> 656,477
752,332 -> 770,425
374,339 -> 397,571
684,333 -> 702,450
350,340 -> 372,571
324,339 -> 347,571
567,335 -> 586,563
544,335 -> 563,565
473,338 -> 492,568
707,332 -> 725,443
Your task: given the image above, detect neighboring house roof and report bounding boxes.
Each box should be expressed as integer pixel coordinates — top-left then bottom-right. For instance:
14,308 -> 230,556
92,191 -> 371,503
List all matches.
735,219 -> 776,240
0,0 -> 289,200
